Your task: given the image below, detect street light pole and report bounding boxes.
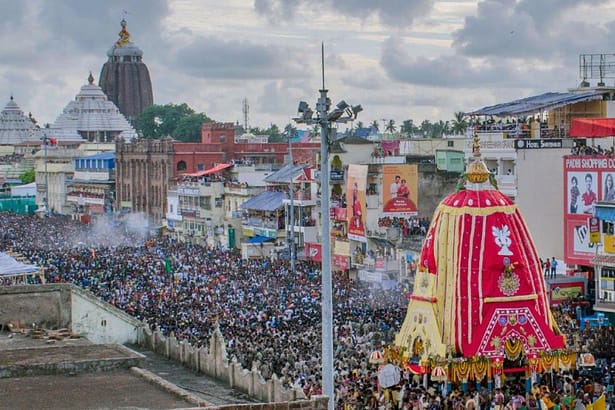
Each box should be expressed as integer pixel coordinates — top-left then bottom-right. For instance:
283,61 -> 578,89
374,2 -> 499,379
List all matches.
43,133 -> 49,217
317,83 -> 334,410
288,132 -> 296,272
293,43 -> 362,410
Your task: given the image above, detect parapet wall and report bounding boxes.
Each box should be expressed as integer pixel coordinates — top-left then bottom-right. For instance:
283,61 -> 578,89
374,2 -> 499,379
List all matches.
139,325 -> 310,404
0,284 -> 71,329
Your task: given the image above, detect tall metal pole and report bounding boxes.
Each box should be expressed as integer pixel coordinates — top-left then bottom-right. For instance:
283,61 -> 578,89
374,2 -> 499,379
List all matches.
43,133 -> 49,217
318,43 -> 334,410
289,133 -> 296,272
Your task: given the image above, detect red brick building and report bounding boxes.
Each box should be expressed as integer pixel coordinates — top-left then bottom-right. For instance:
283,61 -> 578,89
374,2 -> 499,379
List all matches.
171,122 -> 319,175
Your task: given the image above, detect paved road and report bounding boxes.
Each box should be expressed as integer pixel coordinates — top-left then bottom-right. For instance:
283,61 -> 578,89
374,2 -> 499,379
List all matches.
127,344 -> 259,406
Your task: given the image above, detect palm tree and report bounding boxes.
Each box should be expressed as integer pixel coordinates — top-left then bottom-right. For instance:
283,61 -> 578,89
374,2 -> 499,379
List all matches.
451,111 -> 469,135
419,120 -> 432,138
355,121 -> 364,130
370,120 -> 380,132
401,119 -> 415,137
385,119 -> 396,134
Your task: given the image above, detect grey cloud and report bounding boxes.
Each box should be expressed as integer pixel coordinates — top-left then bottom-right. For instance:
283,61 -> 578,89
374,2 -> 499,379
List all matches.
173,37 -> 310,80
453,0 -> 613,60
0,2 -> 25,26
36,0 -> 169,54
253,0 -> 434,28
380,37 -> 569,89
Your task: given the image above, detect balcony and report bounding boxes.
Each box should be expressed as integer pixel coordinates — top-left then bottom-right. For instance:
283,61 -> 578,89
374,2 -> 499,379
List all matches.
241,216 -> 284,239
283,191 -> 316,206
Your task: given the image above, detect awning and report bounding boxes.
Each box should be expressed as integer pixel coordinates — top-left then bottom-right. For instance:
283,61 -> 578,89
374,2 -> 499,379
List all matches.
263,164 -> 307,184
240,190 -> 286,211
570,118 -> 615,137
246,235 -> 272,244
469,91 -> 604,117
183,163 -> 233,177
594,202 -> 615,221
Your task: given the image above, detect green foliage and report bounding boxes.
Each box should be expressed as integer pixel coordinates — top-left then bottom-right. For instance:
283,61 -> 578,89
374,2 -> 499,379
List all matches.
451,111 -> 469,135
136,103 -> 212,140
19,168 -> 35,184
173,113 -> 212,142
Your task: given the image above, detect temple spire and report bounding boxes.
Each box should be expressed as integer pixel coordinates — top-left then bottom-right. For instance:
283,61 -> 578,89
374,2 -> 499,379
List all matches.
465,133 -> 490,184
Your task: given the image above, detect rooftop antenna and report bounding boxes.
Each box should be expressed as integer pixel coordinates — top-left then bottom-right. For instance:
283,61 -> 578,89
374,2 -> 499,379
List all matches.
242,98 -> 249,132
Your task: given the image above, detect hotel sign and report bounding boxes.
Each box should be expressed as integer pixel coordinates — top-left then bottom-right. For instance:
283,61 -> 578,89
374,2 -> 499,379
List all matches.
514,139 -> 563,149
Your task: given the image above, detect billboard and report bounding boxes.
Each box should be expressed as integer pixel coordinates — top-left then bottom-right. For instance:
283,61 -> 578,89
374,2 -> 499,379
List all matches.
382,164 -> 418,216
564,155 -> 615,265
304,242 -> 322,262
550,280 -> 586,306
347,164 -> 368,242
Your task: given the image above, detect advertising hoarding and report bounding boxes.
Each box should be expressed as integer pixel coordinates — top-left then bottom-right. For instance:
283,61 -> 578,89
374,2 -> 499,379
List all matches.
564,155 -> 615,265
382,164 -> 419,217
347,164 -> 368,242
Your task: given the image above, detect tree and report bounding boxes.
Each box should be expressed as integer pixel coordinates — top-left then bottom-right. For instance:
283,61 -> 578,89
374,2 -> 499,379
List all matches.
266,123 -> 283,142
451,111 -> 469,135
370,120 -> 380,132
419,120 -> 432,138
355,121 -> 365,130
401,119 -> 416,137
284,123 -> 298,140
173,113 -> 212,142
136,103 -> 212,139
385,119 -> 397,134
19,168 -> 35,184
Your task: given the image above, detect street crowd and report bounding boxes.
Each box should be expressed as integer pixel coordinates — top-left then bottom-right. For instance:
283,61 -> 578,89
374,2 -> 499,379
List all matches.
1,212 -> 614,409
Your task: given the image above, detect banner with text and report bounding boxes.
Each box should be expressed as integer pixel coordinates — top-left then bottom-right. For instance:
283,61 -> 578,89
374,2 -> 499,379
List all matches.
347,164 -> 368,242
382,164 -> 419,216
563,155 -> 615,265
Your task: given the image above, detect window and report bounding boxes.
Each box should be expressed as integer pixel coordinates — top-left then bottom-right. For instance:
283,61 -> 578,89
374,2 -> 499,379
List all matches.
200,196 -> 211,210
197,163 -> 205,171
447,141 -> 454,147
177,161 -> 187,172
169,204 -> 173,213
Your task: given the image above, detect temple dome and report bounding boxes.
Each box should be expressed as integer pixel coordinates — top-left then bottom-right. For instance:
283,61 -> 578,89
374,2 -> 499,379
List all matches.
0,96 -> 42,145
99,19 -> 153,122
50,74 -> 136,142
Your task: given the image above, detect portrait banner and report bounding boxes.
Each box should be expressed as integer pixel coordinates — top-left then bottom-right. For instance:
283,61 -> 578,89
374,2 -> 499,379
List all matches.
347,164 -> 368,242
382,164 -> 418,216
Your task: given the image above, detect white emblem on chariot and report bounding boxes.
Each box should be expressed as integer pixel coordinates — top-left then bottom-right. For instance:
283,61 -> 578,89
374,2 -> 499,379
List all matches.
492,225 -> 513,256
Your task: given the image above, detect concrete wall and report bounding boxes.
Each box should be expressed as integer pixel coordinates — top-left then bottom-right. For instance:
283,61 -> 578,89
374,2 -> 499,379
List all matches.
139,324 -> 308,404
0,284 -> 144,345
515,148 -> 567,259
0,284 -> 70,329
70,285 -> 144,344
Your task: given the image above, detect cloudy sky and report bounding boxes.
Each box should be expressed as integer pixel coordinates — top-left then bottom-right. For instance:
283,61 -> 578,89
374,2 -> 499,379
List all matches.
1,0 -> 615,130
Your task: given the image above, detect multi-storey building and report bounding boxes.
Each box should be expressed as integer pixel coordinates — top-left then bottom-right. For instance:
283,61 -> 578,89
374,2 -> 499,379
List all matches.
115,137 -> 174,224
66,152 -> 115,222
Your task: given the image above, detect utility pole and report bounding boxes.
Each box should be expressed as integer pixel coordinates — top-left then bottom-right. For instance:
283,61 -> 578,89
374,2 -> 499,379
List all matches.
288,131 -> 296,272
42,133 -> 50,217
293,43 -> 362,410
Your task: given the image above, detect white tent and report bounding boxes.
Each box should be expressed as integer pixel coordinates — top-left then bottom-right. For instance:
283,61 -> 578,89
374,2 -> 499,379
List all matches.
10,182 -> 36,197
0,252 -> 43,284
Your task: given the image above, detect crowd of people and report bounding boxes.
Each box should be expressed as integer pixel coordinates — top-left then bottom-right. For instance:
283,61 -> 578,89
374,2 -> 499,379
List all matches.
1,212 -> 614,409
